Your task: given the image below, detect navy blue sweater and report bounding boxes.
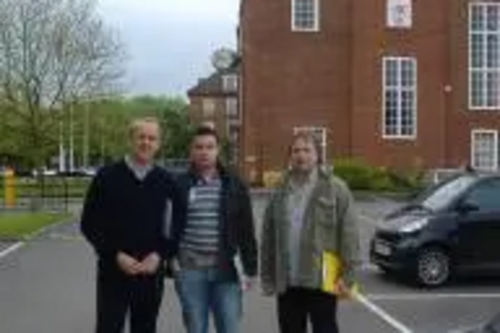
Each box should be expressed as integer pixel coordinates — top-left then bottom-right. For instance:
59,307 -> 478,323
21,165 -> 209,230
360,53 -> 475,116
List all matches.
80,161 -> 181,264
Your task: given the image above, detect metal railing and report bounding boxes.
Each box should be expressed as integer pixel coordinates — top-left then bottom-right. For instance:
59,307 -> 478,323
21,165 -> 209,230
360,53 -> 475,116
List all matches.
0,176 -> 91,212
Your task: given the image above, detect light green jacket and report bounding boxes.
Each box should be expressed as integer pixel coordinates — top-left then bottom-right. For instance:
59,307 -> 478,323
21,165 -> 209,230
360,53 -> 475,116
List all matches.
260,168 -> 360,295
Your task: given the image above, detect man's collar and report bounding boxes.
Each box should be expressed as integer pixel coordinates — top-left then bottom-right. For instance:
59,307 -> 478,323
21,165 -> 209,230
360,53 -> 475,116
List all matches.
125,155 -> 153,169
124,156 -> 155,181
193,169 -> 220,185
289,167 -> 318,187
189,162 -> 226,181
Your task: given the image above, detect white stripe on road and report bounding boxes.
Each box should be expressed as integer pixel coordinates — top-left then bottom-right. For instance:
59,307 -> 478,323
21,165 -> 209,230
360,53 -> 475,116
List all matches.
0,218 -> 74,261
448,325 -> 483,333
360,263 -> 379,271
353,292 -> 414,333
0,242 -> 24,259
367,292 -> 500,301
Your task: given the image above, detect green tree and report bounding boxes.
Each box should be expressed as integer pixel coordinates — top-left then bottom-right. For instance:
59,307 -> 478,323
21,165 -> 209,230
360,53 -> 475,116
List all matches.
157,98 -> 193,159
65,95 -> 191,166
0,0 -> 125,172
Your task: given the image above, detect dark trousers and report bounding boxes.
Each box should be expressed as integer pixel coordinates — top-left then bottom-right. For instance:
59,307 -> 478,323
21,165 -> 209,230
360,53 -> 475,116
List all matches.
95,265 -> 164,333
278,287 -> 339,333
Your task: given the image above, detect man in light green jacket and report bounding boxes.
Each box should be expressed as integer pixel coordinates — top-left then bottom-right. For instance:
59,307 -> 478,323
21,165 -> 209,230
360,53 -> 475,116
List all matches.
260,131 -> 360,333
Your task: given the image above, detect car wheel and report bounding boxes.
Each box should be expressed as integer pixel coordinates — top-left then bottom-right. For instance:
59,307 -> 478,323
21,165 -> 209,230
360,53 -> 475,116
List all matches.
415,247 -> 451,287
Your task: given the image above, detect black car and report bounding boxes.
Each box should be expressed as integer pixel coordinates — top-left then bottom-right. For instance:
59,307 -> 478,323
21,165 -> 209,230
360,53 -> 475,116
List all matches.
370,173 -> 500,287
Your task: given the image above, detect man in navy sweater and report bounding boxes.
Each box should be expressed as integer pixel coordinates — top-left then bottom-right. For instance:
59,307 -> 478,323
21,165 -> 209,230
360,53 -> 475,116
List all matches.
81,117 -> 181,333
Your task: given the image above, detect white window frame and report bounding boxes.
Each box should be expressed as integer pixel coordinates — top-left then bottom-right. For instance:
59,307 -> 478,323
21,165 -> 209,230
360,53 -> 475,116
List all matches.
468,2 -> 500,110
293,126 -> 327,163
291,0 -> 320,32
202,98 -> 216,118
471,129 -> 499,171
227,125 -> 240,165
225,97 -> 239,121
222,74 -> 238,92
382,56 -> 418,140
229,127 -> 239,143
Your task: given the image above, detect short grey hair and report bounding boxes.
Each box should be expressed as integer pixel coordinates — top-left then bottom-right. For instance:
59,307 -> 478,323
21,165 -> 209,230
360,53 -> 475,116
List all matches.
128,117 -> 161,138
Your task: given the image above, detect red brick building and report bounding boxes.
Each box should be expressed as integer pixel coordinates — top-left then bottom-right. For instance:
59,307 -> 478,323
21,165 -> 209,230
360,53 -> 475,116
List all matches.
239,0 -> 500,183
187,68 -> 241,165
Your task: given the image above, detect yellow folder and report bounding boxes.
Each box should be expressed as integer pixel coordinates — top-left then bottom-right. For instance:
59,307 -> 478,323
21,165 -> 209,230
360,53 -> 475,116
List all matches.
321,251 -> 342,294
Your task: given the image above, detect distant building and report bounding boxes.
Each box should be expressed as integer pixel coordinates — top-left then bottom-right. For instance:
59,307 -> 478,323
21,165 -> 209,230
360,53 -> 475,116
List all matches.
187,67 -> 241,166
239,0 -> 500,183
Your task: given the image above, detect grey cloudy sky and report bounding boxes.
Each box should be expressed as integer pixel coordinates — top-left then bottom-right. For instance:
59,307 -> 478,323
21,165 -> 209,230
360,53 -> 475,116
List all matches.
98,0 -> 239,97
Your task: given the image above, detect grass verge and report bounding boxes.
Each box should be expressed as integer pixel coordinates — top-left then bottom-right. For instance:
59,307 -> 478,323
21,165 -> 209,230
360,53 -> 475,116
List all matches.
0,213 -> 71,240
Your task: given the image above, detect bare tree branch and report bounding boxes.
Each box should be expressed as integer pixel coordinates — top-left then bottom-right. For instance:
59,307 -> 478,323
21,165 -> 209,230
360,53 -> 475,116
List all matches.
0,0 -> 126,168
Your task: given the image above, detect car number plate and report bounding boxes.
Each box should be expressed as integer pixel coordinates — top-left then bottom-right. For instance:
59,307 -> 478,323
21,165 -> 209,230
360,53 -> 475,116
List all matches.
375,242 -> 391,256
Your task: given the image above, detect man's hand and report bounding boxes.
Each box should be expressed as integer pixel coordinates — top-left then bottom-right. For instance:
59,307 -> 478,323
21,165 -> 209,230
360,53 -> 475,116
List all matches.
117,252 -> 142,276
261,282 -> 275,297
242,276 -> 258,292
140,252 -> 161,275
335,279 -> 353,299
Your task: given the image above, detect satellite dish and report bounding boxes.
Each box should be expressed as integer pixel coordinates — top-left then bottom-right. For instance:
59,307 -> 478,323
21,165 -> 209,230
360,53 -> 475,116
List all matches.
212,48 -> 236,71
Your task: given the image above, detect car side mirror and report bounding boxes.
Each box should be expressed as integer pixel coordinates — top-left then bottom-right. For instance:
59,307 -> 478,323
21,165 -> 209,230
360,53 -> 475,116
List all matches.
457,200 -> 480,214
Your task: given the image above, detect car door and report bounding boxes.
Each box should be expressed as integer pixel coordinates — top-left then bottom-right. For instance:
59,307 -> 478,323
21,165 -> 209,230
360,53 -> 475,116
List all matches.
456,178 -> 500,268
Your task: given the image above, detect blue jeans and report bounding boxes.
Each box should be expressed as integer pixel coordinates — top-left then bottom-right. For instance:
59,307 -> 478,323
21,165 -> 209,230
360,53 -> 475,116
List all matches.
174,268 -> 242,333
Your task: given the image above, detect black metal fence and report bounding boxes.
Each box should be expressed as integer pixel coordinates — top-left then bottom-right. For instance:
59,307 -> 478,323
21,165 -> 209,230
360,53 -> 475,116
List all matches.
0,176 -> 91,212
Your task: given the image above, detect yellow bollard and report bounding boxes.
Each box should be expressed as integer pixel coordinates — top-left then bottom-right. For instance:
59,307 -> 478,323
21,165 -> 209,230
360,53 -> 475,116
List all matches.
3,167 -> 16,208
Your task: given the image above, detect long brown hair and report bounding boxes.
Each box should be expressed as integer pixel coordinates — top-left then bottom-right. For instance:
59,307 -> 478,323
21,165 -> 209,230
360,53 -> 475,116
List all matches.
288,131 -> 323,165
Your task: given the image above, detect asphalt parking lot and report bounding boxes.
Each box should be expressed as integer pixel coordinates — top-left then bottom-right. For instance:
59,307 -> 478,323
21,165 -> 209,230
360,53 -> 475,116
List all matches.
0,195 -> 499,333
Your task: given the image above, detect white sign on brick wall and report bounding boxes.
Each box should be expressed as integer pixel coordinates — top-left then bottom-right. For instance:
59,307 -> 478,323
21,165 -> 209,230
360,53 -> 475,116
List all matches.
387,0 -> 413,28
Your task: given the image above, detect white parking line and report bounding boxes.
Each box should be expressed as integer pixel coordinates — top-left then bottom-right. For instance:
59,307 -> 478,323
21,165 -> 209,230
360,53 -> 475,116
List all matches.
0,242 -> 24,259
360,263 -> 379,271
0,218 -> 73,261
448,325 -> 483,333
367,293 -> 500,301
354,292 -> 414,333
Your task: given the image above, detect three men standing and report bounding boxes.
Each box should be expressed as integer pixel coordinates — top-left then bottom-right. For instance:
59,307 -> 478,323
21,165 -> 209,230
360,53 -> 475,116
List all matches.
81,120 -> 357,333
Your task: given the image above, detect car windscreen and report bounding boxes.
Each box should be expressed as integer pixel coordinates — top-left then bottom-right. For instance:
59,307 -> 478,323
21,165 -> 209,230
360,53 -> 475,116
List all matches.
416,175 -> 477,212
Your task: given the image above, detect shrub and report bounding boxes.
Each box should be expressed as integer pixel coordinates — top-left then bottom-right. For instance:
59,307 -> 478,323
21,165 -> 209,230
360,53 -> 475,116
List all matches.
333,158 -> 423,192
262,170 -> 283,188
386,169 -> 425,191
333,159 -> 368,190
